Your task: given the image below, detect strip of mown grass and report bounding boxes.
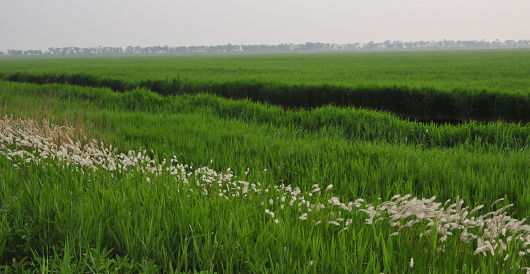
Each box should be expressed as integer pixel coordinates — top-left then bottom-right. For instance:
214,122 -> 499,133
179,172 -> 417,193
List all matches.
0,81 -> 529,272
2,71 -> 529,123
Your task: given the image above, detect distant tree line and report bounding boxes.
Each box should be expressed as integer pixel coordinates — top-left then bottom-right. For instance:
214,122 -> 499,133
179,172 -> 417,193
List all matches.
1,40 -> 530,57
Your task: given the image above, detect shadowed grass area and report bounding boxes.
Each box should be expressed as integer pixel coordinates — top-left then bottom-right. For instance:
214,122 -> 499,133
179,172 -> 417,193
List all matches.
2,71 -> 529,123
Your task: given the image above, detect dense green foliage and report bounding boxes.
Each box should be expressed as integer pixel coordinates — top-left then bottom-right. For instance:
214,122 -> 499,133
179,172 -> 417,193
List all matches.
2,82 -> 528,150
3,156 -> 526,273
1,50 -> 530,123
0,50 -> 529,272
1,50 -> 529,94
0,83 -> 528,211
2,71 -> 530,123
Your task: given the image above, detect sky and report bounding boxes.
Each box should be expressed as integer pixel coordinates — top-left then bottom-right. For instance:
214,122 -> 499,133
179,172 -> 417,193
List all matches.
1,0 -> 529,51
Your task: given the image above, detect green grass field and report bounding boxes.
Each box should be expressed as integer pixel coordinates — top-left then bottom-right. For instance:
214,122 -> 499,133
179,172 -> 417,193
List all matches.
0,50 -> 529,272
1,50 -> 529,94
2,49 -> 529,123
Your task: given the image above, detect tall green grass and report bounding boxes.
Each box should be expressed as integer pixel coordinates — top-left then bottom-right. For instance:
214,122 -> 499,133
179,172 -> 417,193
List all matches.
0,81 -> 528,272
0,81 -> 528,207
2,71 -> 529,123
1,81 -> 529,272
1,50 -> 529,94
2,81 -> 527,150
3,156 -> 526,273
1,50 -> 529,123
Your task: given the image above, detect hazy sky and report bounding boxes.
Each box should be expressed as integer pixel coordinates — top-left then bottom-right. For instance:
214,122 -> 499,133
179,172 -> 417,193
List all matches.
1,0 -> 529,51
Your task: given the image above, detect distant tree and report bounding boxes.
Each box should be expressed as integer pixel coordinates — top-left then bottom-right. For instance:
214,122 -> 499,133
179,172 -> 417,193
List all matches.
4,40 -> 530,57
